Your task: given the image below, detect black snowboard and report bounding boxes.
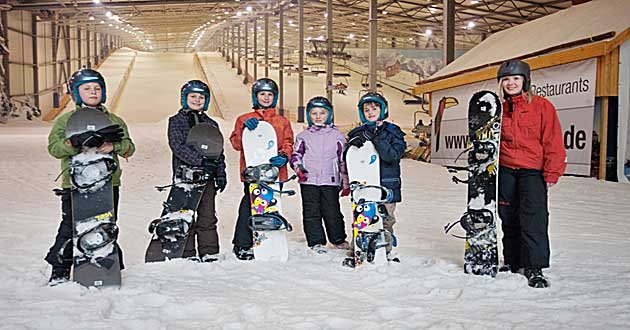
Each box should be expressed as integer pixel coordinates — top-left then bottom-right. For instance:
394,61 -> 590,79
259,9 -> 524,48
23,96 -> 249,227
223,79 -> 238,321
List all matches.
447,91 -> 502,277
65,107 -> 121,288
145,123 -> 224,262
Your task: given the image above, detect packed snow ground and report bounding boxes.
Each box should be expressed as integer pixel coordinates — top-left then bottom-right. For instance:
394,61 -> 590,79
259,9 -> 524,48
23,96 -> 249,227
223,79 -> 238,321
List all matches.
1,52 -> 629,330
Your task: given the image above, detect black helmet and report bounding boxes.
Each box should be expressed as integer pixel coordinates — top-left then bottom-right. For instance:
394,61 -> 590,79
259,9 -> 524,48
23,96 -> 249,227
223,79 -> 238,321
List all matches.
68,68 -> 106,105
306,96 -> 333,126
251,78 -> 278,109
357,92 -> 388,123
181,80 -> 211,111
497,59 -> 531,90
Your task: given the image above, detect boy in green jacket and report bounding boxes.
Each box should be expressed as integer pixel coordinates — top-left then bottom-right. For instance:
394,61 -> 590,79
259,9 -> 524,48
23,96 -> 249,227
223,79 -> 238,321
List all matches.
45,68 -> 135,285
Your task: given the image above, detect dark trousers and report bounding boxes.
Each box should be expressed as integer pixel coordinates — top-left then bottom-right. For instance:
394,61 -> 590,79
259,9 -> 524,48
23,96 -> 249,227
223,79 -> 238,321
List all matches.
45,187 -> 123,270
184,183 -> 219,257
232,183 -> 254,248
498,166 -> 550,269
300,184 -> 347,247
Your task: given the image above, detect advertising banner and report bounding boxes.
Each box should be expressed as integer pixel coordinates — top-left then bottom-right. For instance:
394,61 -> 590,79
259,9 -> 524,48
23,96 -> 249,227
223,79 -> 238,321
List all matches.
431,59 -> 597,176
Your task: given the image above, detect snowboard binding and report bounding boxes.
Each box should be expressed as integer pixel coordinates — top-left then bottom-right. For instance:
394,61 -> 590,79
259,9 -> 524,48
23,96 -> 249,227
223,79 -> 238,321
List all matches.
69,155 -> 117,193
76,222 -> 119,258
177,166 -> 211,184
444,208 -> 495,238
249,212 -> 293,232
148,210 -> 194,243
243,164 -> 279,184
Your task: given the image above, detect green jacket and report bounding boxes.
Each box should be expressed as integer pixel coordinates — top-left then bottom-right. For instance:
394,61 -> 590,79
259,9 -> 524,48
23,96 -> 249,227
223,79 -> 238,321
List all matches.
48,106 -> 136,188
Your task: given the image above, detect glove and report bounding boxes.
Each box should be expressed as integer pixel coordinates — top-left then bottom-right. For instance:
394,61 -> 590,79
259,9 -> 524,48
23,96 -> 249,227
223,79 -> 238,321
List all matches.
96,124 -> 124,143
347,136 -> 365,149
69,131 -> 104,148
269,154 -> 288,168
340,187 -> 351,197
361,126 -> 377,141
214,175 -> 227,192
202,158 -> 219,175
243,118 -> 259,131
295,164 -> 308,182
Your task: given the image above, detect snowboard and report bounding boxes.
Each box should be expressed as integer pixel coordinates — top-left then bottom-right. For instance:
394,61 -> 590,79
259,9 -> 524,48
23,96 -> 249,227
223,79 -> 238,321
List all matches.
242,121 -> 292,262
343,140 -> 392,268
65,107 -> 120,288
448,91 -> 502,277
145,122 -> 224,262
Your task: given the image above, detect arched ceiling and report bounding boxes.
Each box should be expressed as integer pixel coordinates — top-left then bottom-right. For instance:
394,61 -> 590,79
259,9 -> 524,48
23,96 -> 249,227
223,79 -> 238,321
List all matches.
10,0 -> 573,51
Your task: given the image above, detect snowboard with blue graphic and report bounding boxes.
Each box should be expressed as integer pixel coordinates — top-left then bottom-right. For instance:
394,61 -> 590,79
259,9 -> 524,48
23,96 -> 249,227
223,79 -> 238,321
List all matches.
342,141 -> 392,268
242,121 -> 293,262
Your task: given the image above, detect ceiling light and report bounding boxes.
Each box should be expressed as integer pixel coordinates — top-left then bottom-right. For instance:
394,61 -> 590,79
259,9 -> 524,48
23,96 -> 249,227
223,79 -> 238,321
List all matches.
89,16 -> 95,20
105,11 -> 112,17
467,21 -> 475,28
246,6 -> 253,12
236,12 -> 242,17
381,11 -> 387,15
425,29 -> 432,36
100,20 -> 105,24
92,0 -> 101,4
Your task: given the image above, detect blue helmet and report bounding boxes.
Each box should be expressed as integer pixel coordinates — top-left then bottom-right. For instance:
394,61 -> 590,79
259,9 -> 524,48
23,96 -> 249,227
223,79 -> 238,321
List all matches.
357,92 -> 388,123
68,68 -> 106,106
181,80 -> 211,111
251,78 -> 278,109
306,96 -> 333,126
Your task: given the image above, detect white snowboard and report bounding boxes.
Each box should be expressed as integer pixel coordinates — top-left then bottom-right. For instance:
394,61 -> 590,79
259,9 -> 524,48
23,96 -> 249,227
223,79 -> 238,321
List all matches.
346,141 -> 387,266
242,121 -> 289,262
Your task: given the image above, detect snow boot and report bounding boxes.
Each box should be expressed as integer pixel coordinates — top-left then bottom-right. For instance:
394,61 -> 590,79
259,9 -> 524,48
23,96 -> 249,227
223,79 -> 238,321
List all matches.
387,251 -> 400,263
525,268 -> 549,288
200,254 -> 221,263
499,264 -> 521,273
233,246 -> 254,261
310,244 -> 327,254
333,241 -> 350,250
49,267 -> 70,286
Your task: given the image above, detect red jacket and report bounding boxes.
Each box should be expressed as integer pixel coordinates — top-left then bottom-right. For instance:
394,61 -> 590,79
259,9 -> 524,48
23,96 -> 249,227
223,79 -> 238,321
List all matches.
230,108 -> 294,182
500,94 -> 566,183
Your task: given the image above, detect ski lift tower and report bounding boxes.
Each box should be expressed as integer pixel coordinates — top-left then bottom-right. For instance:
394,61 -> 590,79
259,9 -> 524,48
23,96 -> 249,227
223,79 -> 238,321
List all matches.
307,39 -> 351,105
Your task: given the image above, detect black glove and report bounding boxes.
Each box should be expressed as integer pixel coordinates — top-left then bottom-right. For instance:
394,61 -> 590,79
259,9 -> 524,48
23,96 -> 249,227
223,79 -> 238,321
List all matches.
97,124 -> 124,143
361,126 -> 377,141
347,135 -> 366,148
214,175 -> 227,192
202,158 -> 219,175
69,131 -> 104,148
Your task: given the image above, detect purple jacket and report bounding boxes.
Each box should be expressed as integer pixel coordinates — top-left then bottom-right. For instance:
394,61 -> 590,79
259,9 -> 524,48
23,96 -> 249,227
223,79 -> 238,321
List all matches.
291,125 -> 349,187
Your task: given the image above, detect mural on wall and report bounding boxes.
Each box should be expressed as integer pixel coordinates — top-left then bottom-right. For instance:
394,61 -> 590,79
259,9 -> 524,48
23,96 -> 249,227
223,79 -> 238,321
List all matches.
345,48 -> 468,80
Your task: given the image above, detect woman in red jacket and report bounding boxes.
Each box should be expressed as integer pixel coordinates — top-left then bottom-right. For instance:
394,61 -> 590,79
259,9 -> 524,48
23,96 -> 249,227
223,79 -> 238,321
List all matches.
497,60 -> 566,288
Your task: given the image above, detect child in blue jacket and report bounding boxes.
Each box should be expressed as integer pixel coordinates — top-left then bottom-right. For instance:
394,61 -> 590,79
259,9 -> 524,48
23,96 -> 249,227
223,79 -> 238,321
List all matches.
346,92 -> 406,261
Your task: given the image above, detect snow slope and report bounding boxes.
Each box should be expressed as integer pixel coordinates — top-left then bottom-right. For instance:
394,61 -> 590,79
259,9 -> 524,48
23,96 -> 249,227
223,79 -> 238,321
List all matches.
0,51 -> 629,330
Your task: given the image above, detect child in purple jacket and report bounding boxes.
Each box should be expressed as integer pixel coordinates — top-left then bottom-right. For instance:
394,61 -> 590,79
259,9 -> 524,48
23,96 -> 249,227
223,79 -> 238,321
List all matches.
291,96 -> 351,254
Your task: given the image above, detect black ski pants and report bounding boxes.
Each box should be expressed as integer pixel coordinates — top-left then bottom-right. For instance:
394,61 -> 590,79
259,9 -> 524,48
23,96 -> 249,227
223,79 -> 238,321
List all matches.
183,183 -> 219,257
498,166 -> 550,269
45,187 -> 124,270
232,183 -> 254,249
300,184 -> 347,247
